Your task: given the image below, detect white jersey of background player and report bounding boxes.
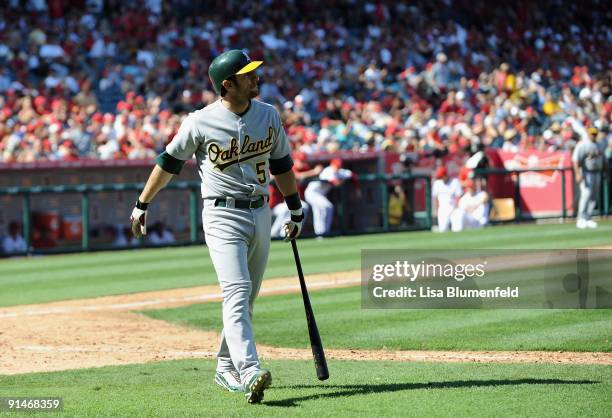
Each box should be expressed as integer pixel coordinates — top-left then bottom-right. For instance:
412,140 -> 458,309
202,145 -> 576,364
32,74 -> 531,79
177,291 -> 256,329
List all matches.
304,158 -> 353,236
270,154 -> 322,238
451,179 -> 489,231
130,50 -> 303,404
432,166 -> 462,232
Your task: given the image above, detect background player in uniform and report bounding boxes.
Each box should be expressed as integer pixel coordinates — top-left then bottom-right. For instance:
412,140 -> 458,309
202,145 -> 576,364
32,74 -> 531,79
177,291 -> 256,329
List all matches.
130,50 -> 303,404
304,158 -> 353,237
450,179 -> 490,232
432,166 -> 462,232
573,127 -> 605,229
270,152 -> 323,238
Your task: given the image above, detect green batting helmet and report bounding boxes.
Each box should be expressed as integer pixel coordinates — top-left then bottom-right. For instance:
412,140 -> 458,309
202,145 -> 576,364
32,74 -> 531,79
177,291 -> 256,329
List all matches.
208,50 -> 263,94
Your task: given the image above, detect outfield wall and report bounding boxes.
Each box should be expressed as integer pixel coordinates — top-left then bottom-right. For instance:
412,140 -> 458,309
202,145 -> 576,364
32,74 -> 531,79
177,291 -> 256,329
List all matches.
0,153 -> 433,254
2,151 -> 609,256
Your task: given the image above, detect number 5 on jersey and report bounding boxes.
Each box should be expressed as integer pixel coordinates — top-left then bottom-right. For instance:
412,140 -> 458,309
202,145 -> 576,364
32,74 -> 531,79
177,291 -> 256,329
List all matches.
256,161 -> 266,184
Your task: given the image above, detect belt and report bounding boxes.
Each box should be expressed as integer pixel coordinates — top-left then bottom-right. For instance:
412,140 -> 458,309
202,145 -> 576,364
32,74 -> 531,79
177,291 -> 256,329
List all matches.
214,196 -> 267,209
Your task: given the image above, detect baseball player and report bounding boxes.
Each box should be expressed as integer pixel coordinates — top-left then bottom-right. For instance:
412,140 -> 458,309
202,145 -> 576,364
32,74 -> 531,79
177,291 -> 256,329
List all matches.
431,166 -> 462,232
130,50 -> 303,404
573,127 -> 605,229
304,158 -> 353,237
270,152 -> 323,238
450,179 -> 489,231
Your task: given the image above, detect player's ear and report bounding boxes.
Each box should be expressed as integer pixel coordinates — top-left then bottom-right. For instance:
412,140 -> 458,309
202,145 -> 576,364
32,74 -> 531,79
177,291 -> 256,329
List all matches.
222,78 -> 234,91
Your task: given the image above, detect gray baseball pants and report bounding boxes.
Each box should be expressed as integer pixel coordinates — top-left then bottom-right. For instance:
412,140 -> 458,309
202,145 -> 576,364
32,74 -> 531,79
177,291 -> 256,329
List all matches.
578,172 -> 601,221
202,198 -> 271,382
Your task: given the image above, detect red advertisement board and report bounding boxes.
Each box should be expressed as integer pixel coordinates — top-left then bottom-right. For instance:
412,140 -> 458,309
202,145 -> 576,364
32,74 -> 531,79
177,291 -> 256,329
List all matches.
386,150 -> 574,217
486,150 -> 574,217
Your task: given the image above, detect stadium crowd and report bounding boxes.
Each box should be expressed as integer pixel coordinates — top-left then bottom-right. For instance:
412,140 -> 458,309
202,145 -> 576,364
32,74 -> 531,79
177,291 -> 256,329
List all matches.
0,0 -> 609,163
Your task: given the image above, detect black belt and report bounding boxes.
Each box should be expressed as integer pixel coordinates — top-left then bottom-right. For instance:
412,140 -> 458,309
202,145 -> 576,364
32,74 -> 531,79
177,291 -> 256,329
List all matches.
214,196 -> 267,209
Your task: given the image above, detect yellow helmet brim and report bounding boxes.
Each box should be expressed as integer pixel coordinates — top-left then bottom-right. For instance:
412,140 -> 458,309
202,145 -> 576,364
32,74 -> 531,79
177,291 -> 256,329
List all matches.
235,61 -> 263,75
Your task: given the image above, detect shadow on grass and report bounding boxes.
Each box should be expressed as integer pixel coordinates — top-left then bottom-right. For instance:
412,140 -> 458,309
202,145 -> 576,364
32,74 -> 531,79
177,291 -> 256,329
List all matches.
266,379 -> 598,407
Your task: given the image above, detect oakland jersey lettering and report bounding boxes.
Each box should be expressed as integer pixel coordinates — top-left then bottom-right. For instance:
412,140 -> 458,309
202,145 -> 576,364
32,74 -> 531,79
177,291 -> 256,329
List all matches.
164,99 -> 291,199
208,127 -> 274,171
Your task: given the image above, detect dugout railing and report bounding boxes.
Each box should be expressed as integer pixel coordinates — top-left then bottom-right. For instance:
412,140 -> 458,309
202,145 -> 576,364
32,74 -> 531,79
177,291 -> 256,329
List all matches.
0,173 -> 432,256
474,166 -> 609,221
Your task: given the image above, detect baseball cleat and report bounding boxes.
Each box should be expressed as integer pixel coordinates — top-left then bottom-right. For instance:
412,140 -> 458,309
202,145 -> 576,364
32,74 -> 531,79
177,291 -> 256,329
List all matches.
243,369 -> 272,404
214,370 -> 242,392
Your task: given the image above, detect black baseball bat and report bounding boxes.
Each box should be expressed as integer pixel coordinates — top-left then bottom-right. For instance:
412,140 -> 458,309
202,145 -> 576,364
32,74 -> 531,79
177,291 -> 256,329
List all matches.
291,239 -> 329,381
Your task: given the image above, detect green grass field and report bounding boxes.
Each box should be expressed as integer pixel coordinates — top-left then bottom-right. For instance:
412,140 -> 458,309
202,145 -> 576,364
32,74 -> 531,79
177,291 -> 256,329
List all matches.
1,360 -> 610,417
1,221 -> 611,307
1,222 -> 611,416
143,286 -> 612,352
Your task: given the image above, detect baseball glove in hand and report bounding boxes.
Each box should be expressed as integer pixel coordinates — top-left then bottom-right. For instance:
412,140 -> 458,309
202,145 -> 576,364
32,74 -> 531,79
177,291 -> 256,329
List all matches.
130,201 -> 148,238
283,208 -> 304,242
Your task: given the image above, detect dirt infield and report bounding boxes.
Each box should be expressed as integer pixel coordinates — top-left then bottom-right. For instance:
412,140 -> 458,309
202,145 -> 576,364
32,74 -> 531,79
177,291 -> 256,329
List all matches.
1,270 -> 611,375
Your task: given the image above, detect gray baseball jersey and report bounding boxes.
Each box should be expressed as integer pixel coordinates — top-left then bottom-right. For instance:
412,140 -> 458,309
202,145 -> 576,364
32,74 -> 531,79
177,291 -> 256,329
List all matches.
572,138 -> 603,171
166,99 -> 291,198
164,98 -> 291,382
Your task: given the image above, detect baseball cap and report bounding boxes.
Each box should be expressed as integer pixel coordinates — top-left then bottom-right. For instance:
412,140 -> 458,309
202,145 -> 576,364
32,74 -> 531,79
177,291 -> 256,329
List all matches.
330,158 -> 343,169
435,166 -> 448,179
458,167 -> 471,181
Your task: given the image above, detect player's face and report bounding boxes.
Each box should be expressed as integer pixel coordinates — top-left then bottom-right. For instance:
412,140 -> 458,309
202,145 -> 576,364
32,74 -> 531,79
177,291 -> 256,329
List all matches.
234,71 -> 259,99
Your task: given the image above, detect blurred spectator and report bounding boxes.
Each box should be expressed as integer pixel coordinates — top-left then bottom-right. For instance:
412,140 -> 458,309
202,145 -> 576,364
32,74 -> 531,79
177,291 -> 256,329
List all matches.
0,1 -> 609,164
2,221 -> 27,254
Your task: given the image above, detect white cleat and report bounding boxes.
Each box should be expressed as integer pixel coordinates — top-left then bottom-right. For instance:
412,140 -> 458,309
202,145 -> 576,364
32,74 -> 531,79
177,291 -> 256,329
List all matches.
576,219 -> 588,229
586,220 -> 598,229
214,370 -> 242,392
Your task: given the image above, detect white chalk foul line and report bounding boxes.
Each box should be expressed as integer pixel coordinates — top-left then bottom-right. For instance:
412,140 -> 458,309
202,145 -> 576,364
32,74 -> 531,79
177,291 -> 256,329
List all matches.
0,277 -> 361,318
